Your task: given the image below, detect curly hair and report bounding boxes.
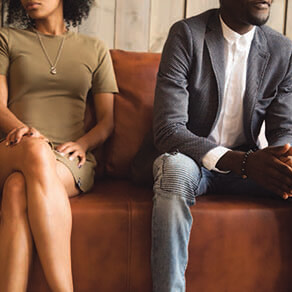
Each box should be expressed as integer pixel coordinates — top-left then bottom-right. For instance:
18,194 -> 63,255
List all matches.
4,0 -> 94,28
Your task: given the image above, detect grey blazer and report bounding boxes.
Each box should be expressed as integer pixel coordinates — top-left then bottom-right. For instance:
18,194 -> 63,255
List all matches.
153,9 -> 292,166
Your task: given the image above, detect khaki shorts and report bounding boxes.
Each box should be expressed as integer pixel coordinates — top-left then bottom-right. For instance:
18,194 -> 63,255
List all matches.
51,143 -> 97,193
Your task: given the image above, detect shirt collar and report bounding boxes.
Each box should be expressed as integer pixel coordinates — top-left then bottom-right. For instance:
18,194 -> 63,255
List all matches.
219,15 -> 255,50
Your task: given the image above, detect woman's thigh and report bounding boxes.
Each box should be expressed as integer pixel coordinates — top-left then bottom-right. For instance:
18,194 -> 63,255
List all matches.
0,138 -> 79,197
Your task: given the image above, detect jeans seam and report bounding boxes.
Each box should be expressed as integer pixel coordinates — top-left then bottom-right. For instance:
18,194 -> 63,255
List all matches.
154,153 -> 201,204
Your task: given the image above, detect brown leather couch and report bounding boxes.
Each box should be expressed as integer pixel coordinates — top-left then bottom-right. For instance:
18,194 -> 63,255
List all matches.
14,50 -> 292,291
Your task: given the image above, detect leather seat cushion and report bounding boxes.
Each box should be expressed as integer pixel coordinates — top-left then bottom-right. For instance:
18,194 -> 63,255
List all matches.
25,181 -> 292,292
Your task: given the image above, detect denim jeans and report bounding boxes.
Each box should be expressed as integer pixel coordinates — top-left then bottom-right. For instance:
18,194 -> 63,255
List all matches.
151,152 -> 277,292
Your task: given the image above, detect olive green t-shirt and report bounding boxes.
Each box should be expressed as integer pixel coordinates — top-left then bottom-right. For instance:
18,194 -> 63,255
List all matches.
0,27 -> 118,143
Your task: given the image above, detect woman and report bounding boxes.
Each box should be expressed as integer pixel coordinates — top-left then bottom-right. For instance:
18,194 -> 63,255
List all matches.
0,0 -> 118,291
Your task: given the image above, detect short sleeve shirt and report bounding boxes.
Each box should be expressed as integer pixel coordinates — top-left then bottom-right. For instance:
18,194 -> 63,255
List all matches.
0,27 -> 118,143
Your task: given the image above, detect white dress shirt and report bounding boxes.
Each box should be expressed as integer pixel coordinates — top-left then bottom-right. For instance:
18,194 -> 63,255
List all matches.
202,16 -> 255,172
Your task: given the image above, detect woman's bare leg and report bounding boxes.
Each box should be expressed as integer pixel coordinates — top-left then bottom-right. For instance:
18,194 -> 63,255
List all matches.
0,172 -> 33,292
0,164 -> 78,292
0,138 -> 78,292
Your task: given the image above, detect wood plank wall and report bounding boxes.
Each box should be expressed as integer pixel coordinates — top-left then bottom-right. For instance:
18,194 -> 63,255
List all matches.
82,0 -> 291,52
1,0 -> 292,52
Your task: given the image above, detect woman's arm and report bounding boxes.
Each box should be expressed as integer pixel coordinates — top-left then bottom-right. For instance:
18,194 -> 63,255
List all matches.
78,92 -> 114,151
56,92 -> 114,166
0,75 -> 24,133
0,75 -> 46,145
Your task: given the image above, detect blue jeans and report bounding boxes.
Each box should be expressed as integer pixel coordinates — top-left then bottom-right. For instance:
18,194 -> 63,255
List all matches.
151,152 -> 277,292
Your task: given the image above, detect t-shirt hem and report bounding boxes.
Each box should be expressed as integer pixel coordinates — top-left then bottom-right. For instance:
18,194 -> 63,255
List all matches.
91,88 -> 119,95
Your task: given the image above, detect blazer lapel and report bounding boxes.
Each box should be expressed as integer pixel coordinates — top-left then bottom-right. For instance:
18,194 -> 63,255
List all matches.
205,12 -> 225,130
244,27 -> 270,144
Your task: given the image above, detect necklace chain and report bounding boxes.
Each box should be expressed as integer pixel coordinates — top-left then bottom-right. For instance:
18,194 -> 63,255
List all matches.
35,30 -> 66,75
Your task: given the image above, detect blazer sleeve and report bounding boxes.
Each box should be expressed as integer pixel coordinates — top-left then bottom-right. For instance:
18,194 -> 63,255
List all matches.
265,51 -> 292,146
153,20 -> 217,165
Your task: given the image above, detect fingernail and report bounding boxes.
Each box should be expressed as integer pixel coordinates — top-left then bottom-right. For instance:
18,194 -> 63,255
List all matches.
5,142 -> 9,146
60,152 -> 65,156
69,156 -> 74,161
78,164 -> 82,168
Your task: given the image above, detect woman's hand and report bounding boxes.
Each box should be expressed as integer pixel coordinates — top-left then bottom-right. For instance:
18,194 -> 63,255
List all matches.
5,126 -> 47,146
55,142 -> 87,167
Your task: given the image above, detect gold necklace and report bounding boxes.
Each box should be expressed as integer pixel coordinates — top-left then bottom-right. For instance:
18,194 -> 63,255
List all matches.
35,30 -> 66,75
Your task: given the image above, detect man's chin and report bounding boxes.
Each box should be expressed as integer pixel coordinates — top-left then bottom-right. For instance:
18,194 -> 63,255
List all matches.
247,14 -> 270,26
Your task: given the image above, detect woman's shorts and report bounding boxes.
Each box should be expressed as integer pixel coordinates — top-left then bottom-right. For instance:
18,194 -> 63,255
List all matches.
50,142 -> 97,193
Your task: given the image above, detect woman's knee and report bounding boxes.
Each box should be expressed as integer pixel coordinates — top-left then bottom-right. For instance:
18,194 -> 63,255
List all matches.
21,138 -> 54,170
153,152 -> 201,199
1,172 -> 27,221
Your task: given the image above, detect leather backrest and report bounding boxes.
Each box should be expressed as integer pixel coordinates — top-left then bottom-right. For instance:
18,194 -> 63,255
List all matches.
104,50 -> 161,177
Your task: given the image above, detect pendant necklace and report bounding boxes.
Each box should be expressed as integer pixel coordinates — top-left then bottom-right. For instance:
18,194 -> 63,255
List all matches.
35,29 -> 66,75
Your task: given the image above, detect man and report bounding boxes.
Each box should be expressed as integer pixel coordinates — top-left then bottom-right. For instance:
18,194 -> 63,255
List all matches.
152,0 -> 292,291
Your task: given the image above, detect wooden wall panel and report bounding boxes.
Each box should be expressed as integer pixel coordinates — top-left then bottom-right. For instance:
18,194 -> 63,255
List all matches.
78,0 -> 116,48
186,0 -> 219,18
1,0 -> 291,52
149,0 -> 184,52
286,0 -> 292,39
0,2 -> 2,27
267,0 -> 286,33
115,0 -> 150,51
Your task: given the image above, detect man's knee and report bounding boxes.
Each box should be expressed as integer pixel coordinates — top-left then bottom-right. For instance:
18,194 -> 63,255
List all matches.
153,152 -> 201,200
1,172 -> 27,222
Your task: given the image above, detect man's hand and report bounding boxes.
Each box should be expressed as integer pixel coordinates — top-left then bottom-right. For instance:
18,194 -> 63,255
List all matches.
217,144 -> 292,199
279,143 -> 292,168
246,144 -> 292,199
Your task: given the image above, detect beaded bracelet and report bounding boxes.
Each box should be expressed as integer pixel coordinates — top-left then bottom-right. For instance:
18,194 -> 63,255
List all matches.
241,149 -> 254,179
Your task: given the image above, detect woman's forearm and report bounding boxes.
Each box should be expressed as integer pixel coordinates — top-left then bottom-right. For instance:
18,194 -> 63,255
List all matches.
76,92 -> 114,152
76,120 -> 114,152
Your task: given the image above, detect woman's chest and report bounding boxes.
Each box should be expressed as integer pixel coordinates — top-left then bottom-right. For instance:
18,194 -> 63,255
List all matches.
9,36 -> 96,97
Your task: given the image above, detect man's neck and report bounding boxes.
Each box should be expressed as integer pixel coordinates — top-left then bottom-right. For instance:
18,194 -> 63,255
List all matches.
220,11 -> 254,35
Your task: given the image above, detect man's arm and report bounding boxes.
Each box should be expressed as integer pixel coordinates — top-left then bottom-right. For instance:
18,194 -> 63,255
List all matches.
265,53 -> 292,147
218,51 -> 292,198
153,20 -> 217,164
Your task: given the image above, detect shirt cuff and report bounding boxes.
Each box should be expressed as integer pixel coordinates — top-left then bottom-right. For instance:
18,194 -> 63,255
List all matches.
202,146 -> 231,173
